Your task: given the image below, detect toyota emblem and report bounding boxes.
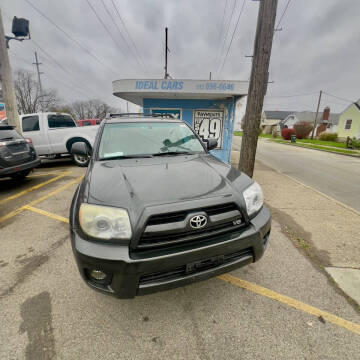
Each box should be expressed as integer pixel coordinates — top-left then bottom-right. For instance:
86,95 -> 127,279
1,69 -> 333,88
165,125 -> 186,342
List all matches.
189,215 -> 207,229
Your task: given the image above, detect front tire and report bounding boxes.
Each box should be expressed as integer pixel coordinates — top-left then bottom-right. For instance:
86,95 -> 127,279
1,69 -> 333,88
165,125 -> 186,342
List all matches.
72,153 -> 90,167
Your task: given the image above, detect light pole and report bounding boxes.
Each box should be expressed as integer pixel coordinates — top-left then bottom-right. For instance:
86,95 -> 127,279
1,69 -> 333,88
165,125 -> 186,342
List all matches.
0,11 -> 30,131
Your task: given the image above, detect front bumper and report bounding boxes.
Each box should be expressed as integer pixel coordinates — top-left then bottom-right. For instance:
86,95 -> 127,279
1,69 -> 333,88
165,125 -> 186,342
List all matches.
70,206 -> 271,298
0,158 -> 41,176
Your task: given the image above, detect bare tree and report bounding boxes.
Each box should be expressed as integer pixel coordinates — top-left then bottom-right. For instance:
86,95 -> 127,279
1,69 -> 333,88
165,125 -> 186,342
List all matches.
49,104 -> 75,118
69,99 -> 118,120
14,70 -> 59,114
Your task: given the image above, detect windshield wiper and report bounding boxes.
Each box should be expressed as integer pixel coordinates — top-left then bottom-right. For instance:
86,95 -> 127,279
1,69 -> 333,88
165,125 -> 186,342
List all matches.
100,154 -> 154,160
152,151 -> 197,157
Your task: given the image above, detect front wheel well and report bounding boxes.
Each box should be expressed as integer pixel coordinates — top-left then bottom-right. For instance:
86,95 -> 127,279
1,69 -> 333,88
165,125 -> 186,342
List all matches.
66,137 -> 91,153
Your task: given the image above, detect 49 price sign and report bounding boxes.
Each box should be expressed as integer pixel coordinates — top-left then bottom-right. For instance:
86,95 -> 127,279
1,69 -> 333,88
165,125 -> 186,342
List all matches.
193,110 -> 224,149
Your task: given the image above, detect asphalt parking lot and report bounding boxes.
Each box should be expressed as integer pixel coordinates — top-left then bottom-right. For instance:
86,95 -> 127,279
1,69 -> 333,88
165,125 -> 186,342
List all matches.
0,159 -> 360,360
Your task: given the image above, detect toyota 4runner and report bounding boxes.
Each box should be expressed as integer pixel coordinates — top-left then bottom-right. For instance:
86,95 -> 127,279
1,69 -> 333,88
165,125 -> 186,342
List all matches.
69,114 -> 271,298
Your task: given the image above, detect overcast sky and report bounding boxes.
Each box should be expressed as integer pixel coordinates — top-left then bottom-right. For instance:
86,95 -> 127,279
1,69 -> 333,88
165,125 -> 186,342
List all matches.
2,0 -> 360,114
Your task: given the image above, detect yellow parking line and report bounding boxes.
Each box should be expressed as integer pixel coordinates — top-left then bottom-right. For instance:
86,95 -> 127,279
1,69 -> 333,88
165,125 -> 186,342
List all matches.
28,175 -> 83,207
0,175 -> 83,224
27,172 -> 59,178
24,205 -> 69,223
218,273 -> 360,336
0,171 -> 71,206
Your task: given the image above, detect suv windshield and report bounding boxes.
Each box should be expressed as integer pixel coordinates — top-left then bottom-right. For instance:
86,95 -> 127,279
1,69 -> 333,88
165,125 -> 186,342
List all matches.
98,122 -> 205,160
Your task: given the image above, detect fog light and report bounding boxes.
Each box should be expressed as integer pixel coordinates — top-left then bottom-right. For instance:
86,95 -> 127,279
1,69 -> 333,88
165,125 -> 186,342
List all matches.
90,269 -> 107,281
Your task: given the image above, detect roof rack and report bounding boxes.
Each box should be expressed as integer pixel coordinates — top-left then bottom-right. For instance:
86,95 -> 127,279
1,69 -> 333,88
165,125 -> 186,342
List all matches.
106,112 -> 175,119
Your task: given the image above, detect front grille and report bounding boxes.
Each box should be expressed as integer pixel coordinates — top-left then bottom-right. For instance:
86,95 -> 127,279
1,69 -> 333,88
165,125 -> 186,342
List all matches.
7,143 -> 27,153
146,203 -> 238,226
138,202 -> 244,250
139,247 -> 253,285
139,221 -> 243,249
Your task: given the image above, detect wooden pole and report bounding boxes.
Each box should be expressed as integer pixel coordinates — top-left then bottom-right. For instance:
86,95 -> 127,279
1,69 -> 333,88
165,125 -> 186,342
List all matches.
311,90 -> 322,139
0,8 -> 20,131
164,27 -> 168,79
33,51 -> 44,111
238,0 -> 278,177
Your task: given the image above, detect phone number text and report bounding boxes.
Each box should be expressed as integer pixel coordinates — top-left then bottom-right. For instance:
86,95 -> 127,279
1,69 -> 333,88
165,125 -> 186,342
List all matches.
195,82 -> 234,91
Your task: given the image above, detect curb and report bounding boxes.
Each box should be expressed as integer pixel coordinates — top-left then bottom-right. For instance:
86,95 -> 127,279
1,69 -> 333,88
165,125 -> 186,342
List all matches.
269,140 -> 360,159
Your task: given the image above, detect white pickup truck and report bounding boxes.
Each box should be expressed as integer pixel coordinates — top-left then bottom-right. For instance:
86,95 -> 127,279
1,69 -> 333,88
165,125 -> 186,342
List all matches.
19,112 -> 99,166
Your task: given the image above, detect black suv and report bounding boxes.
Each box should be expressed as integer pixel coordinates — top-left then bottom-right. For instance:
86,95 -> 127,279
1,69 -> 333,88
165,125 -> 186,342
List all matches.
69,115 -> 271,298
0,125 -> 40,179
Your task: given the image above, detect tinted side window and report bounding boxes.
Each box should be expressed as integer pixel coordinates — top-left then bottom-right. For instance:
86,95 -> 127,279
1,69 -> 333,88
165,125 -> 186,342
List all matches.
82,121 -> 91,126
48,115 -> 76,128
22,115 -> 40,132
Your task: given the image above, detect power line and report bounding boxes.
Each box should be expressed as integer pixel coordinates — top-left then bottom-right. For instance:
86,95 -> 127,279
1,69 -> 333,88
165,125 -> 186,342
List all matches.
30,39 -> 103,99
217,0 -> 246,77
11,50 -> 91,100
100,0 -> 142,73
86,0 -> 135,70
42,71 -> 93,99
85,0 -> 128,59
275,0 -> 292,30
4,7 -> 103,101
23,0 -> 118,75
266,91 -> 318,98
217,0 -> 237,74
323,91 -> 356,104
214,0 -> 229,71
110,0 -> 148,74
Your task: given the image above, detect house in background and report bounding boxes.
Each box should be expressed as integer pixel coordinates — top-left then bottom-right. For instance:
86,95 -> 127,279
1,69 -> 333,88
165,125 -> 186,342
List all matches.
337,100 -> 360,140
277,107 -> 339,136
261,110 -> 294,134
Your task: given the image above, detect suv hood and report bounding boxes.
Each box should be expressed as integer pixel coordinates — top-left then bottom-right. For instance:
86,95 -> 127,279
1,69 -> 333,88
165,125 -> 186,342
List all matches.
87,155 -> 246,210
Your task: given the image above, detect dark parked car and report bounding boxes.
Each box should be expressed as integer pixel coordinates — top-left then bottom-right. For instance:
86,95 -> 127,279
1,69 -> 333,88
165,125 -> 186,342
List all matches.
69,115 -> 271,298
0,125 -> 40,179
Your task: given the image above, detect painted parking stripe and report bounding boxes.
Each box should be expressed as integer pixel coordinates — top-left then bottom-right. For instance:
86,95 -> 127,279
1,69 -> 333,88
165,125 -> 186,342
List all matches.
218,273 -> 360,336
0,171 -> 71,206
0,175 -> 83,224
27,172 -> 61,178
24,206 -> 69,223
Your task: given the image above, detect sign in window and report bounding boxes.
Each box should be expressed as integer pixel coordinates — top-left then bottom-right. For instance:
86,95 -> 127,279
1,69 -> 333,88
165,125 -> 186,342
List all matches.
193,110 -> 224,149
150,109 -> 181,119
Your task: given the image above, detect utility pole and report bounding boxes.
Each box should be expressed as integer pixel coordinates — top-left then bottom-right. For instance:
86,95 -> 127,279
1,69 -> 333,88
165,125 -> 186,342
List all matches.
239,0 -> 278,178
164,27 -> 169,79
0,8 -> 20,131
311,90 -> 322,139
33,51 -> 44,111
209,72 -> 212,80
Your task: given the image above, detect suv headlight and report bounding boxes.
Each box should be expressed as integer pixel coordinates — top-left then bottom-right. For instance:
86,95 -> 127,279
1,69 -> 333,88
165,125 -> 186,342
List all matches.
243,182 -> 264,217
79,204 -> 132,240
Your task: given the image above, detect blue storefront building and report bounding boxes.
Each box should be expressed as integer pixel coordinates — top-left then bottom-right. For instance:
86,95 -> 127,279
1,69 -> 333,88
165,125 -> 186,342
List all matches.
113,79 -> 248,163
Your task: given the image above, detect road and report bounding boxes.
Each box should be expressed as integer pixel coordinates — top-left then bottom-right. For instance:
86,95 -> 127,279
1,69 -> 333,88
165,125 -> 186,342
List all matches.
1,159 -> 360,359
232,136 -> 360,212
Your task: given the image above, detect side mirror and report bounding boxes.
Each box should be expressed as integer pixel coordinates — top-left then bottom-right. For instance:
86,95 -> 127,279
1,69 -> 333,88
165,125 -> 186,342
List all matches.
207,138 -> 218,150
71,142 -> 89,156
